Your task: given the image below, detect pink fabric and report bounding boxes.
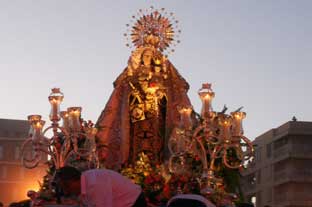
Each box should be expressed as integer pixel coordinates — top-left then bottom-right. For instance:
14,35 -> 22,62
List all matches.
80,169 -> 141,207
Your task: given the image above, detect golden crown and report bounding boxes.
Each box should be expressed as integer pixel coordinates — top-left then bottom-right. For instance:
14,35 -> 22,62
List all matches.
125,7 -> 181,55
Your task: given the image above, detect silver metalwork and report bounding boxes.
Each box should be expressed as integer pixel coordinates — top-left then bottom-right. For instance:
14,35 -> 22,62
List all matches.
168,83 -> 254,196
21,88 -> 99,170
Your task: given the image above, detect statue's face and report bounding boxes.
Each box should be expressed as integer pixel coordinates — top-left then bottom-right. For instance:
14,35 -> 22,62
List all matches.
155,66 -> 161,73
142,49 -> 153,66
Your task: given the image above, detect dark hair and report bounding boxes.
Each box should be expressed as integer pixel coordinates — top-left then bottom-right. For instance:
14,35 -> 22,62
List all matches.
56,166 -> 81,181
168,199 -> 206,207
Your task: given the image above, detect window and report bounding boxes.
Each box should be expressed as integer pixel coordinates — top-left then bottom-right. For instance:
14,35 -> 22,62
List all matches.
14,146 -> 20,160
267,165 -> 272,179
273,136 -> 288,150
266,143 -> 272,158
0,145 -> 3,159
257,170 -> 261,184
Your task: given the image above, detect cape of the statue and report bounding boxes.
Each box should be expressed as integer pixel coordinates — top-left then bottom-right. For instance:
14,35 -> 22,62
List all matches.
95,53 -> 192,169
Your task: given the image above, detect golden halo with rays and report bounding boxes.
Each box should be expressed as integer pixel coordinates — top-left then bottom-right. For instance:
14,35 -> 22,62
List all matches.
124,6 -> 181,54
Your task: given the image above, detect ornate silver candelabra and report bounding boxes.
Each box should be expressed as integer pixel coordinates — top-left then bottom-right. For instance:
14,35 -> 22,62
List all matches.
168,83 -> 254,196
21,88 -> 99,170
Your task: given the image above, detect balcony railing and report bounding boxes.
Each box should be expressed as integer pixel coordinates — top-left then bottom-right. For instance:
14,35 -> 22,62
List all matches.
273,145 -> 291,160
291,145 -> 312,159
290,171 -> 312,182
274,169 -> 312,185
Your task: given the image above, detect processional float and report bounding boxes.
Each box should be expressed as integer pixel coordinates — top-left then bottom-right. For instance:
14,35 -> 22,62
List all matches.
21,6 -> 254,207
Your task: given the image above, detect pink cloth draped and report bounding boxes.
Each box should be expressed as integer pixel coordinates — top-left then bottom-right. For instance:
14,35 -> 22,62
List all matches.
80,169 -> 142,207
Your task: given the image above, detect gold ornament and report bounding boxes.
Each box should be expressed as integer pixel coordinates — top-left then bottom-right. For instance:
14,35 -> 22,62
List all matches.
125,7 -> 181,53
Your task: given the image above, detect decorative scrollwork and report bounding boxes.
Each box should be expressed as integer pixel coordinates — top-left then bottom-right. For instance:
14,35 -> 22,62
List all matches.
21,89 -> 99,171
168,83 -> 254,196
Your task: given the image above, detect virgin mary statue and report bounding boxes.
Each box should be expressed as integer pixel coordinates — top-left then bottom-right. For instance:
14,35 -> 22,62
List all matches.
95,10 -> 192,169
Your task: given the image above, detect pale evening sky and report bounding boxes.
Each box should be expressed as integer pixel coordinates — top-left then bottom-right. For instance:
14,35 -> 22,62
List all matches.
0,0 -> 311,140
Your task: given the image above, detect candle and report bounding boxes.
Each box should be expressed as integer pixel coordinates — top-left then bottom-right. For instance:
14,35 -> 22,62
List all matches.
27,115 -> 42,137
198,83 -> 215,118
60,111 -> 69,131
49,98 -> 59,120
68,107 -> 82,132
27,115 -> 42,123
201,94 -> 212,117
178,106 -> 193,130
31,120 -> 45,142
231,111 -> 246,136
218,114 -> 232,142
48,88 -> 64,121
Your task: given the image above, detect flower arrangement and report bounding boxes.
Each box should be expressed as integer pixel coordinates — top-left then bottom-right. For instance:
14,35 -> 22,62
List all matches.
121,152 -> 202,205
120,152 -> 241,206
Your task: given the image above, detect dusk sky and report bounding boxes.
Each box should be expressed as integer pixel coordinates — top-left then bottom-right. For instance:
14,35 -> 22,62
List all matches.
1,1 -> 311,140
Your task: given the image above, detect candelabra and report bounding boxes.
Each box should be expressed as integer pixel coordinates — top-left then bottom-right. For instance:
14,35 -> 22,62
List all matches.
21,88 -> 99,170
168,83 -> 254,196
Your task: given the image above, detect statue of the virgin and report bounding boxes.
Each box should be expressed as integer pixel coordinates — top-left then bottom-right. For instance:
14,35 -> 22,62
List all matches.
95,9 -> 192,169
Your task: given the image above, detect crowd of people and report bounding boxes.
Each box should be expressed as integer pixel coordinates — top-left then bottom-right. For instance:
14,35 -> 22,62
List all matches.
1,166 -> 255,207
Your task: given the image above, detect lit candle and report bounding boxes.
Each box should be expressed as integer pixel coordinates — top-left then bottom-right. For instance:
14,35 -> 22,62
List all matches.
27,115 -> 42,137
178,106 -> 193,130
48,88 -> 64,121
218,114 -> 232,142
67,107 -> 82,132
50,98 -> 59,119
60,111 -> 69,131
31,120 -> 45,142
198,83 -> 215,118
231,111 -> 246,136
27,115 -> 42,123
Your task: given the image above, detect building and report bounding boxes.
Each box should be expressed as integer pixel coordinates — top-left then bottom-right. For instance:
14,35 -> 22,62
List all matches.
0,119 -> 47,206
240,120 -> 312,207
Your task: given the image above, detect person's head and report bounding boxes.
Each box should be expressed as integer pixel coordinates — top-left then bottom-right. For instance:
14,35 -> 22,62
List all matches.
55,166 -> 82,196
168,199 -> 207,207
141,48 -> 154,67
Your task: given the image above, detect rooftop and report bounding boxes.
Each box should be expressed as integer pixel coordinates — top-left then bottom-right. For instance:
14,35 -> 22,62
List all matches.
254,121 -> 312,144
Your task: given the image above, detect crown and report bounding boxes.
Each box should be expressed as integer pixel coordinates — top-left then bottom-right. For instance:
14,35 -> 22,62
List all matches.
125,7 -> 181,55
